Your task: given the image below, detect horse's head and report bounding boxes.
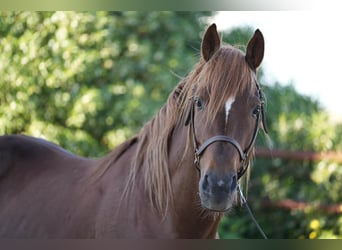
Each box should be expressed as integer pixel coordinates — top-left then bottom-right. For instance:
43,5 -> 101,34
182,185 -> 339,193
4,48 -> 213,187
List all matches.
185,24 -> 265,212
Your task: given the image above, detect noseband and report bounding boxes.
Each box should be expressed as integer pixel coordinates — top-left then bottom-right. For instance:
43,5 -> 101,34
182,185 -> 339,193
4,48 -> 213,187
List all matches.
188,84 -> 267,180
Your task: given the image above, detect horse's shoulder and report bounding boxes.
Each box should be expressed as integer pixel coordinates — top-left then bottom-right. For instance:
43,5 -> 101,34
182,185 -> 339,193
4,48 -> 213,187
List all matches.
0,135 -> 79,177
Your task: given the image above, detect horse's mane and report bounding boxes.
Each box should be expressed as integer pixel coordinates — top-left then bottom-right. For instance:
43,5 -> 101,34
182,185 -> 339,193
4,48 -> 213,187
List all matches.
119,44 -> 256,215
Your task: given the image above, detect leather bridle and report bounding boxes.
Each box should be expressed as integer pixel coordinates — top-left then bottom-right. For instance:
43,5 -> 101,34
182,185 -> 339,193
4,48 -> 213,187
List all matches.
186,83 -> 269,239
188,83 -> 267,180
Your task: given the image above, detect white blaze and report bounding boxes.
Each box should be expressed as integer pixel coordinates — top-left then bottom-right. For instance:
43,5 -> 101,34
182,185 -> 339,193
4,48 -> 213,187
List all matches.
225,97 -> 235,124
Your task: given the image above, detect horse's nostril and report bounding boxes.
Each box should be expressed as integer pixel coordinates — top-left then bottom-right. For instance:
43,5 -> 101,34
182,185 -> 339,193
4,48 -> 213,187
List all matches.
230,174 -> 237,192
202,174 -> 210,192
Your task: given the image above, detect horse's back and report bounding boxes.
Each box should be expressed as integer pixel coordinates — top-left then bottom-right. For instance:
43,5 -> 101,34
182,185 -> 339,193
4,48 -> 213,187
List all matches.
0,134 -> 91,178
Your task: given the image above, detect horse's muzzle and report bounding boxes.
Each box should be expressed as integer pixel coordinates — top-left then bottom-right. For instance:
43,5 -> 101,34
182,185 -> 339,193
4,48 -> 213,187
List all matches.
199,170 -> 237,212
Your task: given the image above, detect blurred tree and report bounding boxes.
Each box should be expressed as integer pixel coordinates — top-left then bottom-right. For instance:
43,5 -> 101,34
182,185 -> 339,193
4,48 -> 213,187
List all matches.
0,11 -> 211,156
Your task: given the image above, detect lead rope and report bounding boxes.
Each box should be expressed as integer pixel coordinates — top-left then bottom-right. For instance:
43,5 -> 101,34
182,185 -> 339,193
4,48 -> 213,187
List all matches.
237,184 -> 268,239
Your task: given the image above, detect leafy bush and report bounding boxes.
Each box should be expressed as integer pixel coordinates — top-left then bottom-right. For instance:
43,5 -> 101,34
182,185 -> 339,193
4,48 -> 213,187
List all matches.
0,11 -> 211,156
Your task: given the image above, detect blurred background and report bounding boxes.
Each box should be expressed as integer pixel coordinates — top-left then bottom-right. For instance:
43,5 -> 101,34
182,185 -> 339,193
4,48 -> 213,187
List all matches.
1,11 -> 342,238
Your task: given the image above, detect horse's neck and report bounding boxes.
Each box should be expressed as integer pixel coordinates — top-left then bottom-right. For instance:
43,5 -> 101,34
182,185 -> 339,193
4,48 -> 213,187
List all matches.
95,122 -> 221,238
167,123 -> 222,238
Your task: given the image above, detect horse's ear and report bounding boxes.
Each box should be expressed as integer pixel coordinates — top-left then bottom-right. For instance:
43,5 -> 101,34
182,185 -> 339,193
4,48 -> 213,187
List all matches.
245,29 -> 264,70
202,23 -> 221,62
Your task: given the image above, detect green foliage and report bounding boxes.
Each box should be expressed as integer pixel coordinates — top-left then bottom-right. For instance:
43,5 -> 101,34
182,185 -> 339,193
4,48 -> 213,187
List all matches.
0,11 -> 211,156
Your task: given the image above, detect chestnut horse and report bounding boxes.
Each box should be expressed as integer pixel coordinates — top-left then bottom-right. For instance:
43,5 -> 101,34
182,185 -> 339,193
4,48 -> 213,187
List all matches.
0,24 -> 265,238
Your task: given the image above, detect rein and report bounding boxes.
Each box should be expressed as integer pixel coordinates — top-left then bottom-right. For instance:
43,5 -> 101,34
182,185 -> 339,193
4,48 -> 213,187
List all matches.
237,184 -> 268,239
188,83 -> 268,239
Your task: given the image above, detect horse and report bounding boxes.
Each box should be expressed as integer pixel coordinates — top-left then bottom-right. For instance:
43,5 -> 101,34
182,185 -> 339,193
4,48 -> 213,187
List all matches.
0,23 -> 266,238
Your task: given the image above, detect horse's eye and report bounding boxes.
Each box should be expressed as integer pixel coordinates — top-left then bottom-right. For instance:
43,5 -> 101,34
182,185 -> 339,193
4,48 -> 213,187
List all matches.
252,106 -> 261,117
195,97 -> 204,110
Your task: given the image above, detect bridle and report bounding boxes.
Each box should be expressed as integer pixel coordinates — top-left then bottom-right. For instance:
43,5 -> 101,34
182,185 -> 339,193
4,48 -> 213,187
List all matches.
187,83 -> 267,180
187,83 -> 269,239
